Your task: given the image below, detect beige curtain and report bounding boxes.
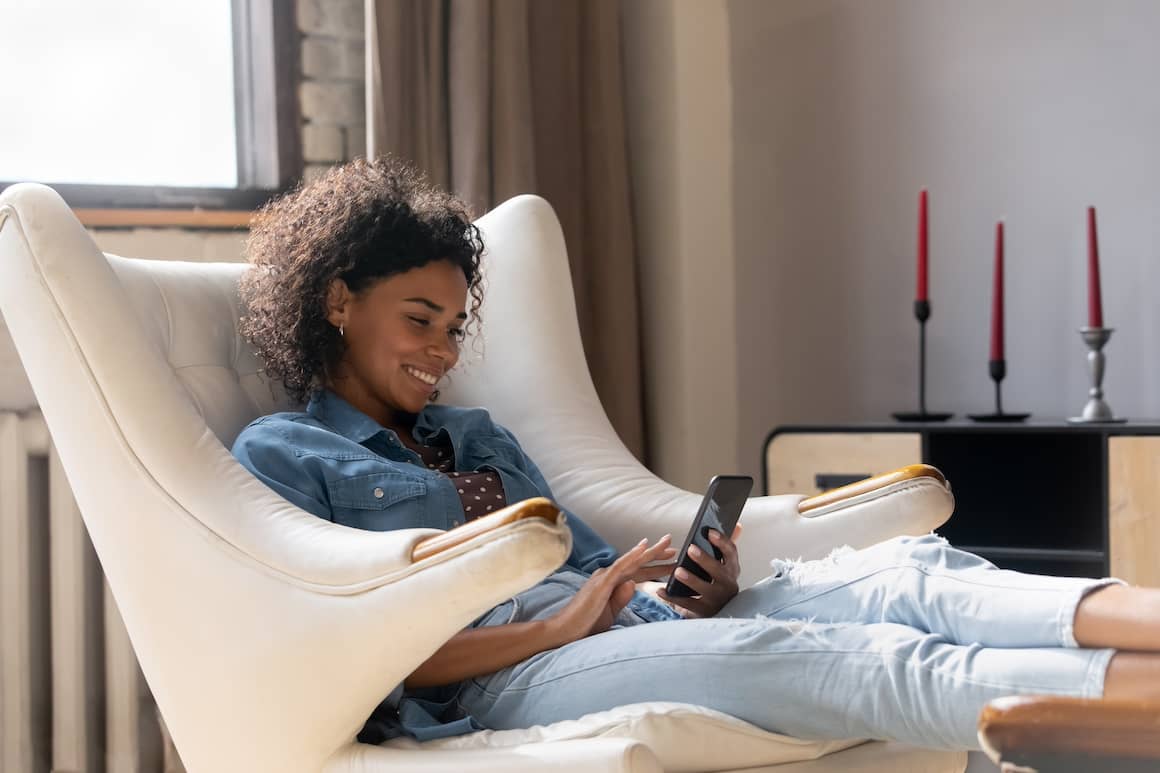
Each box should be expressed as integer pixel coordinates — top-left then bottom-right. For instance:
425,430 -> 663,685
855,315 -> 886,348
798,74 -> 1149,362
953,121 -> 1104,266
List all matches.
368,0 -> 647,461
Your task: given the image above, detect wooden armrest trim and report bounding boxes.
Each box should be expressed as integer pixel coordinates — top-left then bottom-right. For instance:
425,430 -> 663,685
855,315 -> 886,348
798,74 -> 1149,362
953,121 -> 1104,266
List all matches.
73,208 -> 252,229
979,696 -> 1160,760
411,497 -> 563,562
797,464 -> 947,514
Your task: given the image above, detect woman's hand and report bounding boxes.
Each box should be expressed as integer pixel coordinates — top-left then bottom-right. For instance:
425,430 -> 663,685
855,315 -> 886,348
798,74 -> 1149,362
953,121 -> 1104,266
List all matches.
630,535 -> 677,583
655,525 -> 742,619
545,536 -> 673,647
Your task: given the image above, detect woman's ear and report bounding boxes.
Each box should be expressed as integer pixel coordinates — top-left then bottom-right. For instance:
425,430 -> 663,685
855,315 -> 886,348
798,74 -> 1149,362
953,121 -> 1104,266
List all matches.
325,278 -> 351,328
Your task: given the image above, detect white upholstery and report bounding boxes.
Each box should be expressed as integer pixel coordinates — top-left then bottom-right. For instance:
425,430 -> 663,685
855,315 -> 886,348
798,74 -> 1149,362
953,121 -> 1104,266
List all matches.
0,183 -> 964,772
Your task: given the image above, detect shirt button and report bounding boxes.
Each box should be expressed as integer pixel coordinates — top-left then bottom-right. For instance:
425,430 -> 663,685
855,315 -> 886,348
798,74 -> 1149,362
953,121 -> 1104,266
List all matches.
373,487 -> 384,499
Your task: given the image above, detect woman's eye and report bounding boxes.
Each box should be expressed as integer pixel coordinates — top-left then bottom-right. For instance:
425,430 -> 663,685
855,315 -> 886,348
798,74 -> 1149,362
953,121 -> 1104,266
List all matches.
407,316 -> 430,327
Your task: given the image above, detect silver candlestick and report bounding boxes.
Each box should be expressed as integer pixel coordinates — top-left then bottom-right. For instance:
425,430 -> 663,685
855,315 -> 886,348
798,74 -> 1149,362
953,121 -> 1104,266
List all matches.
1067,326 -> 1126,424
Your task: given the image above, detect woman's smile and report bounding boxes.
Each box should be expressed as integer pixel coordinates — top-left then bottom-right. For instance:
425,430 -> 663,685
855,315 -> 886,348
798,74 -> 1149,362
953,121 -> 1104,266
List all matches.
404,364 -> 440,388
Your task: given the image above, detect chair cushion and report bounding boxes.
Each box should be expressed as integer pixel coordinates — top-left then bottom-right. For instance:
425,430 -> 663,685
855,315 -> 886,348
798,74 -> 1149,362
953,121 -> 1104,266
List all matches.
105,254 -> 295,446
384,702 -> 868,772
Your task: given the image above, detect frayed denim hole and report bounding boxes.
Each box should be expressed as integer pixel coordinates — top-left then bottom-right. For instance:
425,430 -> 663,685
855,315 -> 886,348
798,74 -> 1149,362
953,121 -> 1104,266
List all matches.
823,544 -> 855,563
783,616 -> 817,635
768,545 -> 854,589
767,558 -> 791,580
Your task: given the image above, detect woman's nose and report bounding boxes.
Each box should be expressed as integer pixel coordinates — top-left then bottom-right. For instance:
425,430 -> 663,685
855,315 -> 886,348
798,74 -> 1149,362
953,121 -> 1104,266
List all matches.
429,332 -> 456,362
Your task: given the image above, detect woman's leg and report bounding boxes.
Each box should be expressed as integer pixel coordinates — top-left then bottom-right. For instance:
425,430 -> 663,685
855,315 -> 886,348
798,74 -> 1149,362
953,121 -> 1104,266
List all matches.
1104,652 -> 1160,700
1075,583 -> 1160,650
720,534 -> 1124,649
456,615 -> 1113,750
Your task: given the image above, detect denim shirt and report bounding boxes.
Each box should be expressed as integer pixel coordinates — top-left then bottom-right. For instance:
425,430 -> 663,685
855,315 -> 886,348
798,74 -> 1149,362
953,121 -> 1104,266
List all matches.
231,389 -> 679,741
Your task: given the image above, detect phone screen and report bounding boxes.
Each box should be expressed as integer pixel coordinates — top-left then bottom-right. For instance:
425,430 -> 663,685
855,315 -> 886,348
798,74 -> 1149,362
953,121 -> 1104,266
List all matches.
665,475 -> 752,597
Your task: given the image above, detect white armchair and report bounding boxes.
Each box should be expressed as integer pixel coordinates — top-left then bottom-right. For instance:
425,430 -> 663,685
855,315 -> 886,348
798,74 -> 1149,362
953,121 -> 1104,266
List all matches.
0,183 -> 964,772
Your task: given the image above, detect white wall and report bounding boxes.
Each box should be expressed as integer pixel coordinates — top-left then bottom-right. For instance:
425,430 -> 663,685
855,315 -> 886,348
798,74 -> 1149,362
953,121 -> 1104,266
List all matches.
730,0 -> 1160,480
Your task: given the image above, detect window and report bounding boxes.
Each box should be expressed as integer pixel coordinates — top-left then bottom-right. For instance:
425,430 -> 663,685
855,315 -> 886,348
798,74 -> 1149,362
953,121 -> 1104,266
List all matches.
0,0 -> 300,209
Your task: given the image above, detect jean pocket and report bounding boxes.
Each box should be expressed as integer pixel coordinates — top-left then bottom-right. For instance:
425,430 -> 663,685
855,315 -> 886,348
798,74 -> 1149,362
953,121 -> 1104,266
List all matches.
470,597 -> 520,629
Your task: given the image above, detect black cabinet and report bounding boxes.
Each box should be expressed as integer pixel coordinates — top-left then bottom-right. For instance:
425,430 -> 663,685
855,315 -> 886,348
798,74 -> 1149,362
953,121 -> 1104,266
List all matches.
765,422 -> 1160,580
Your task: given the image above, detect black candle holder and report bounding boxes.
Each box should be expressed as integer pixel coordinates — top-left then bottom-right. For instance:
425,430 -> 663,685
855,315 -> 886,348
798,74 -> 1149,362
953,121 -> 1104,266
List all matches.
968,359 -> 1030,422
893,300 -> 953,422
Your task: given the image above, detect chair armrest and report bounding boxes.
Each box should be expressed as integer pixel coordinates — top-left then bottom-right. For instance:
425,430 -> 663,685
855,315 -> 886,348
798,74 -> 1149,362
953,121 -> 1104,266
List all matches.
412,497 -> 562,561
798,464 -> 947,514
549,460 -> 953,589
979,696 -> 1160,771
729,464 -> 954,586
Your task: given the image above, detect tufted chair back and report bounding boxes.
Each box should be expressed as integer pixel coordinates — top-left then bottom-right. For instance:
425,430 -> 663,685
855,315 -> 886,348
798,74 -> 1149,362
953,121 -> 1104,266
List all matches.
105,256 -> 289,445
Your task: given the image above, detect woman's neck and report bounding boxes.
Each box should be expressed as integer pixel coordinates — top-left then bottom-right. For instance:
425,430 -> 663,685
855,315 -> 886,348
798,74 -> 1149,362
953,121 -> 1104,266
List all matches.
325,379 -> 417,438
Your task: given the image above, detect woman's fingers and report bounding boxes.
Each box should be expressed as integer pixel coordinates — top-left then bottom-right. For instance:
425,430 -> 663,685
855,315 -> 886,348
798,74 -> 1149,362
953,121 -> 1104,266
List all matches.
613,538 -> 650,566
632,561 -> 678,582
655,587 -> 712,619
686,543 -> 729,583
707,529 -> 738,561
671,564 -> 715,597
641,534 -> 673,561
630,537 -> 676,582
615,535 -> 673,581
674,535 -> 740,616
705,529 -> 743,584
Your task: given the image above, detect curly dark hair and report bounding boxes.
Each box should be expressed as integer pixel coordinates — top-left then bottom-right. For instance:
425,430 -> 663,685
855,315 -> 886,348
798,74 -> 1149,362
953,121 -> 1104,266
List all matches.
238,156 -> 485,404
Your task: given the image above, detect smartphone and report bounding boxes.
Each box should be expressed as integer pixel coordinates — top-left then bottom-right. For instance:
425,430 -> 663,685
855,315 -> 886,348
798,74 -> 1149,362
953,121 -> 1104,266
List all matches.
664,475 -> 753,597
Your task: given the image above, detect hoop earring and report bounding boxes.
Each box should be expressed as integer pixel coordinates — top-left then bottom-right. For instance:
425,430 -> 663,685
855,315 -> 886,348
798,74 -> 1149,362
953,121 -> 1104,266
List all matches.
339,325 -> 344,337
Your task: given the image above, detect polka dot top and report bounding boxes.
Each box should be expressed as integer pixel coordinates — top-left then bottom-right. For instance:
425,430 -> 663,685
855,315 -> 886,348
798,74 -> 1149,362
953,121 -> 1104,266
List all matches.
399,432 -> 508,522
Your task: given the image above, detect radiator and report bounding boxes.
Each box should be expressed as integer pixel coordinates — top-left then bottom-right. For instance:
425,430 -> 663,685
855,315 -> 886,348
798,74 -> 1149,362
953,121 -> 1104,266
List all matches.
0,410 -> 184,773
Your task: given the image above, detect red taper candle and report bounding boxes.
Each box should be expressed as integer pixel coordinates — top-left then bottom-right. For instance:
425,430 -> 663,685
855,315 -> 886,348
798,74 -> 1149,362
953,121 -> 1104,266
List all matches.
916,189 -> 929,302
1087,206 -> 1104,328
990,221 -> 1004,361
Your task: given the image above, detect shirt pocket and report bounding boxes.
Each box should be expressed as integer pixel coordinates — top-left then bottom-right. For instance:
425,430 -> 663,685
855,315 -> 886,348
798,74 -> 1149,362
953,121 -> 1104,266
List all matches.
326,471 -> 428,529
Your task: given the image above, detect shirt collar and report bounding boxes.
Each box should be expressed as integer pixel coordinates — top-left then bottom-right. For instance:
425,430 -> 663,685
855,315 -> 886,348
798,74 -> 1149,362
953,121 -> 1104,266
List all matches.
306,389 -> 391,445
305,389 -> 481,448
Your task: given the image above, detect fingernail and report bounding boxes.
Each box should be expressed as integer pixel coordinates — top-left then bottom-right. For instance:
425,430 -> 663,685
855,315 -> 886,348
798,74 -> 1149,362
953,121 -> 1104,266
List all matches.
675,568 -> 687,579
688,545 -> 701,557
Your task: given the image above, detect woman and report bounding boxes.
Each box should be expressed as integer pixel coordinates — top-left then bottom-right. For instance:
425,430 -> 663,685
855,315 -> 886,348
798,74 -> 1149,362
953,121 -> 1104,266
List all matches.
233,157 -> 1160,750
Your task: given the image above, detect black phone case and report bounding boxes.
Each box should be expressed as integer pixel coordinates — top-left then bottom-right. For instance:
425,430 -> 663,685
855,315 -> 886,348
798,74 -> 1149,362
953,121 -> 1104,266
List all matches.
665,475 -> 753,598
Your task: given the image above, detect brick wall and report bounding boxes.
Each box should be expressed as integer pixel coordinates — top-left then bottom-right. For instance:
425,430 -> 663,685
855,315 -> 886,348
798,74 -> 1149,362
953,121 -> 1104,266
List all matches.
297,0 -> 366,182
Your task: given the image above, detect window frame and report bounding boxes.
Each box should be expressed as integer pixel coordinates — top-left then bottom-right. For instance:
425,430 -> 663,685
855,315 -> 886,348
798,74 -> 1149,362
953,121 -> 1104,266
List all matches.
0,0 -> 301,211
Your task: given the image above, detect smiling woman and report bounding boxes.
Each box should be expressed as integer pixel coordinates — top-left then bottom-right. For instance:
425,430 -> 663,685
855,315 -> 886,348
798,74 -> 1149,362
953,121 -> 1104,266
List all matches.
238,156 -> 485,409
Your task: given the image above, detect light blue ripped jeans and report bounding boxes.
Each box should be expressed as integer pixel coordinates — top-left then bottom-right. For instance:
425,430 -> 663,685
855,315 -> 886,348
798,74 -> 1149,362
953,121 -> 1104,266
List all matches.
456,534 -> 1121,750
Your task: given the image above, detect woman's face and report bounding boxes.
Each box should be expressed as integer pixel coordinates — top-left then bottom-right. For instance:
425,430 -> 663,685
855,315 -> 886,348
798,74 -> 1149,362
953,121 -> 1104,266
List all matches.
326,260 -> 469,422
